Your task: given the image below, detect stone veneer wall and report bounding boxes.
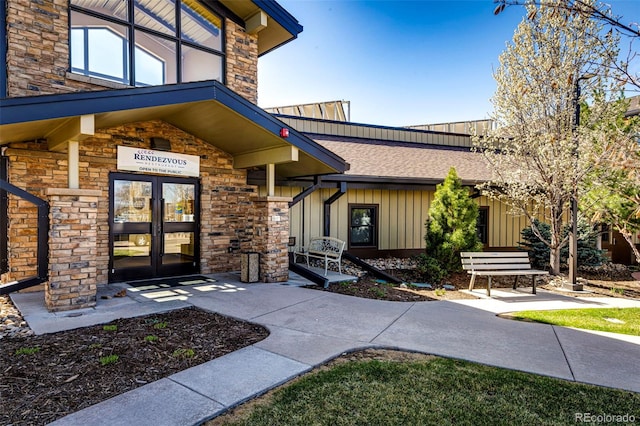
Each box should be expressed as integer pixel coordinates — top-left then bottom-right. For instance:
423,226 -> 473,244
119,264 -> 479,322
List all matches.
252,197 -> 290,282
5,0 -> 258,103
45,188 -> 100,311
4,120 -> 264,289
225,20 -> 258,104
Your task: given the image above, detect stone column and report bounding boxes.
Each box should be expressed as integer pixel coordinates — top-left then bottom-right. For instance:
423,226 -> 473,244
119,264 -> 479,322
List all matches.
252,196 -> 291,283
45,188 -> 101,311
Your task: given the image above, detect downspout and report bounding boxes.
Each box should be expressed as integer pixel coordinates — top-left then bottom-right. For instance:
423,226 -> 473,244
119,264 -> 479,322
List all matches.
289,176 -> 322,248
323,181 -> 347,237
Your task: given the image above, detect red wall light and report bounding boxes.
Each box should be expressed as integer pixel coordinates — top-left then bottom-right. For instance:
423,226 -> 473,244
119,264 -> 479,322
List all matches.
279,128 -> 289,138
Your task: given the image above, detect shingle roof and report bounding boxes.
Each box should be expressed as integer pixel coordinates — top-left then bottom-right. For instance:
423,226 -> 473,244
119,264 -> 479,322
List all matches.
312,136 -> 492,184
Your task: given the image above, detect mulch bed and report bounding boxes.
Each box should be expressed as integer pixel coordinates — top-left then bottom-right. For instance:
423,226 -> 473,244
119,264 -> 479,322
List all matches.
0,307 -> 268,425
309,271 -> 480,301
311,268 -> 640,301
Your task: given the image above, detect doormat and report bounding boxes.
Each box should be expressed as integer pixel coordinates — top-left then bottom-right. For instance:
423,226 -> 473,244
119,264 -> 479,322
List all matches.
127,275 -> 217,289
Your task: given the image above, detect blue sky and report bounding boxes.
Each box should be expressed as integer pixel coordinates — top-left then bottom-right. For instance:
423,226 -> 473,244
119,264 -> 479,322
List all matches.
258,0 -> 639,127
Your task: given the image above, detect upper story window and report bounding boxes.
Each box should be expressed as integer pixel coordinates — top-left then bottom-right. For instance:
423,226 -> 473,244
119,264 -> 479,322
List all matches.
70,0 -> 224,86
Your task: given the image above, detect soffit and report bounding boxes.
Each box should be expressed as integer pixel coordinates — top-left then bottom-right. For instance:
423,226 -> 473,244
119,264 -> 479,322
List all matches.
71,0 -> 301,56
0,82 -> 346,178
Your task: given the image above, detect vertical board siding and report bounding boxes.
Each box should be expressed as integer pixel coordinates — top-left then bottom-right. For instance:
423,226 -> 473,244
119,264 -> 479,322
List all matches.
282,187 -> 536,251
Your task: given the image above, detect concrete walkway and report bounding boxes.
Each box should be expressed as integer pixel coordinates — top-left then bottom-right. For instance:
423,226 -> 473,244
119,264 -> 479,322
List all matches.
10,272 -> 640,426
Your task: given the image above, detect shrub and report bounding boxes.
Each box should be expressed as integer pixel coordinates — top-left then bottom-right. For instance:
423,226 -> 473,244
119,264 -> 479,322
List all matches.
422,168 -> 482,277
415,254 -> 447,284
519,218 -> 608,269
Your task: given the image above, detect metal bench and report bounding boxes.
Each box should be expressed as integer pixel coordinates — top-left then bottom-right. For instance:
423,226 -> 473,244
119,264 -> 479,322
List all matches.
461,251 -> 549,296
294,237 -> 345,276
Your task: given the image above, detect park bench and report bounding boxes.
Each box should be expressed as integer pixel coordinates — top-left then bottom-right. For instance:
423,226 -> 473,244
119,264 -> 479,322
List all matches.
460,251 -> 549,296
294,237 -> 345,276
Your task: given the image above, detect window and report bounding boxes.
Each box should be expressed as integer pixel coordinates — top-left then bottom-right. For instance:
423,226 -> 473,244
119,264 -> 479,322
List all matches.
477,207 -> 488,245
601,224 -> 610,243
70,0 -> 223,86
349,205 -> 377,248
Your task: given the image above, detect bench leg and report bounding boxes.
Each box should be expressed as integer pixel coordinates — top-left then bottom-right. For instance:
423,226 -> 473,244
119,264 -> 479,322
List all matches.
487,276 -> 491,297
469,274 -> 477,291
513,275 -> 519,290
532,276 -> 536,294
324,258 -> 329,276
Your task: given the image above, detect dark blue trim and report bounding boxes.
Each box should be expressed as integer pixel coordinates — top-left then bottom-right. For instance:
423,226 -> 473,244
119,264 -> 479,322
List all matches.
1,1 -> 7,97
0,80 -> 348,173
252,0 -> 302,35
252,0 -> 303,57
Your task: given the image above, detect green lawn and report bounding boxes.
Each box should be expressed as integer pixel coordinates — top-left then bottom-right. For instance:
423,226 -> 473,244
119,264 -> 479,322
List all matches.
511,307 -> 640,336
212,357 -> 640,425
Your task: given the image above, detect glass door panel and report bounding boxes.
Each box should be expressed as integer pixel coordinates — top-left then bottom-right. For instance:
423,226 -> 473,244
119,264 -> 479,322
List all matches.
112,233 -> 151,269
163,183 -> 195,222
109,174 -> 199,282
159,181 -> 198,274
114,180 -> 152,223
111,179 -> 153,279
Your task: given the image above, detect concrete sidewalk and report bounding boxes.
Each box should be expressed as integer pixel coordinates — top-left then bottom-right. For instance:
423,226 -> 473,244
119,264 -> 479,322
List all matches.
11,273 -> 640,426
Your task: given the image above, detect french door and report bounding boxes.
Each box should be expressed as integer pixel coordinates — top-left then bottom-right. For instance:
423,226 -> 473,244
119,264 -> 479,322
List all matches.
109,173 -> 200,282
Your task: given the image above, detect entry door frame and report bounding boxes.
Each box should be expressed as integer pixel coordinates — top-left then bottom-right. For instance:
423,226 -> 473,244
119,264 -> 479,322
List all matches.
108,172 -> 200,282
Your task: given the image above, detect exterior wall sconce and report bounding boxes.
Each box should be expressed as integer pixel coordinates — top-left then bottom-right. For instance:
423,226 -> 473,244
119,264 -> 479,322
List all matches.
279,128 -> 289,138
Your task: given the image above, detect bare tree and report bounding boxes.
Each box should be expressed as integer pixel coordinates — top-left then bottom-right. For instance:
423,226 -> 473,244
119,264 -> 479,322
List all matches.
474,0 -> 625,274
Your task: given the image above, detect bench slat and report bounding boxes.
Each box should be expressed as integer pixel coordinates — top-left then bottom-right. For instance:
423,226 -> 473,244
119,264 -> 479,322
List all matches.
461,252 -> 529,258
462,263 -> 531,271
471,270 -> 548,276
460,251 -> 548,297
462,258 -> 531,265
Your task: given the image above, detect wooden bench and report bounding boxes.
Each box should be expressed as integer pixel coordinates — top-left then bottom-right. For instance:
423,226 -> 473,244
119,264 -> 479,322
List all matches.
294,237 -> 345,276
460,251 -> 549,296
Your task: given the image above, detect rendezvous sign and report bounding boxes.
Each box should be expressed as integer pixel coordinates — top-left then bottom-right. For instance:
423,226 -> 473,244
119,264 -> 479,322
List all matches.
117,146 -> 200,177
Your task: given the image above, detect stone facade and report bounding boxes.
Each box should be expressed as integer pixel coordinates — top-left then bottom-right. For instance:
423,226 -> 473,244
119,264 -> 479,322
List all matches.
5,0 -> 259,102
2,0 -> 293,309
45,188 -> 100,311
6,0 -> 97,97
225,20 -> 259,104
252,197 -> 291,282
5,121 -> 292,301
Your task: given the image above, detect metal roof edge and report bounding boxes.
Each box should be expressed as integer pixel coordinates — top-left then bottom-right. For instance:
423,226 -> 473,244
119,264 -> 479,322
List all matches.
0,81 -> 348,174
252,0 -> 303,35
273,114 -> 473,138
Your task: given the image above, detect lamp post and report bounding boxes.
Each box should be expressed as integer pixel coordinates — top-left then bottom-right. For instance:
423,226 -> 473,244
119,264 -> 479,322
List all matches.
566,74 -> 594,291
567,80 -> 581,290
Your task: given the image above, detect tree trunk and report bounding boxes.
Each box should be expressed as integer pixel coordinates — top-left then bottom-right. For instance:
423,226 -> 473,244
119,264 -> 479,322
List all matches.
549,245 -> 562,275
548,203 -> 565,276
619,229 -> 640,265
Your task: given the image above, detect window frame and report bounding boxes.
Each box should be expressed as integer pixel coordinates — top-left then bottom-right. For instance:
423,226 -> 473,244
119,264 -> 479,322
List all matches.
69,0 -> 225,87
477,206 -> 489,246
348,204 -> 378,249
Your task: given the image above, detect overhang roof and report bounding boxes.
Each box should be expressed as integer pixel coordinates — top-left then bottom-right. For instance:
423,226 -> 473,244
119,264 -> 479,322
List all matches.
220,0 -> 303,56
312,135 -> 492,186
0,81 -> 348,178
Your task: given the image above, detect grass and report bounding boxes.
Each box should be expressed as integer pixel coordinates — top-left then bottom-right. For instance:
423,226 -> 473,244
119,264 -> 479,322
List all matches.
511,307 -> 640,336
14,346 -> 40,356
213,357 -> 640,425
98,354 -> 119,366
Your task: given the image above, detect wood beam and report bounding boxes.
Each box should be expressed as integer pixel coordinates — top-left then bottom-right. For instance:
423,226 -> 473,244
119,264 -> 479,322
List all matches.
233,145 -> 298,169
246,10 -> 267,34
68,141 -> 79,189
46,115 -> 95,152
266,163 -> 275,197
